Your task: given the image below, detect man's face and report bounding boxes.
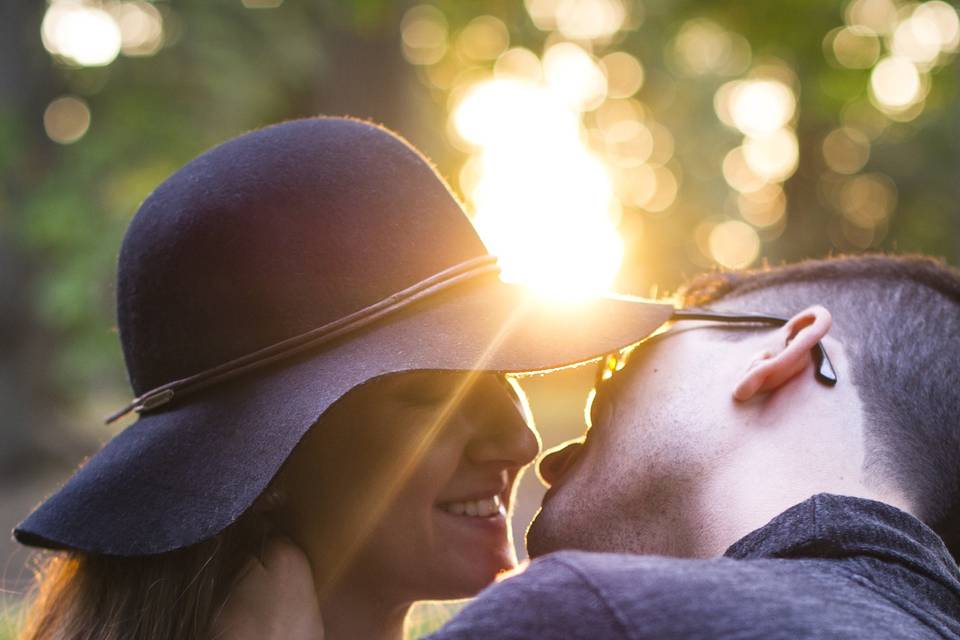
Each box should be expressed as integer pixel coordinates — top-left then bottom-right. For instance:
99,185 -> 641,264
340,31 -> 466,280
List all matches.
526,323 -> 742,558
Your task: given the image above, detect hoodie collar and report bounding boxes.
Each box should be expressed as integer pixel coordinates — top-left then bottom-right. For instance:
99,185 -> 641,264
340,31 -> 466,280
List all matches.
724,493 -> 960,594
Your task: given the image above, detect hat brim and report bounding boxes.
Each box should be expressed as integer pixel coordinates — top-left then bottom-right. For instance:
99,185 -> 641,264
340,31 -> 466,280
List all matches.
15,278 -> 672,555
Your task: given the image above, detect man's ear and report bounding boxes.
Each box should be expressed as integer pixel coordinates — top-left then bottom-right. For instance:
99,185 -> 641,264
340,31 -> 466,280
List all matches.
733,305 -> 832,402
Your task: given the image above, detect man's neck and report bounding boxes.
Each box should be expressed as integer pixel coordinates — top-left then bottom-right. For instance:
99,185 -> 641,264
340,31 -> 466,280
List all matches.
692,437 -> 916,558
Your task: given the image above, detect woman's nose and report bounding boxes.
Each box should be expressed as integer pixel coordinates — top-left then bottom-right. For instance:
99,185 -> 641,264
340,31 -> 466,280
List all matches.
467,412 -> 540,468
537,440 -> 583,488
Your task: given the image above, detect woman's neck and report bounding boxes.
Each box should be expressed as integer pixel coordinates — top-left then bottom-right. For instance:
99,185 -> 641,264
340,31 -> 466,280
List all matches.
319,581 -> 411,640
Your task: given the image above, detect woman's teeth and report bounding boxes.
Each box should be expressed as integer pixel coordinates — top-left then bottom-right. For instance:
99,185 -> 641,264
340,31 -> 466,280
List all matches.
440,495 -> 504,517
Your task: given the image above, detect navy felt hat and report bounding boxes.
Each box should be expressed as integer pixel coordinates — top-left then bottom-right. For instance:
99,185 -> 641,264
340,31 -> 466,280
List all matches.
14,117 -> 673,556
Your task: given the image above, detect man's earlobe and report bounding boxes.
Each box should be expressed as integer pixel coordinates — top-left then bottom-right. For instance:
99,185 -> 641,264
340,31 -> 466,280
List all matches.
733,305 -> 832,402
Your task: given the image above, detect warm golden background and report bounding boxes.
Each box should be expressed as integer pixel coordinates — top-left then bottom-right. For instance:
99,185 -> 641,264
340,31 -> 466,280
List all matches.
1,0 -> 958,636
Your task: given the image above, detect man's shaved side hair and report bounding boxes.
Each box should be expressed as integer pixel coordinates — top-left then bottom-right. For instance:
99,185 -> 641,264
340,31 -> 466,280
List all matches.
679,255 -> 960,562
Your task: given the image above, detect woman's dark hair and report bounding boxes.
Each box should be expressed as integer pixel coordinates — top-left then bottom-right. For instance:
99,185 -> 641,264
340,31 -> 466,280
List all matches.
679,254 -> 960,562
19,488 -> 285,640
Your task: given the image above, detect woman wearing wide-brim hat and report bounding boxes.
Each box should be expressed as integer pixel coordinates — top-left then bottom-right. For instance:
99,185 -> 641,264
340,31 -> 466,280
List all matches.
14,117 -> 673,640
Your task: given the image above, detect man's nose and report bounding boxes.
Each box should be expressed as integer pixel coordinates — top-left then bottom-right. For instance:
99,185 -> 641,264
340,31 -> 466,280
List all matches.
537,440 -> 583,488
466,413 -> 540,468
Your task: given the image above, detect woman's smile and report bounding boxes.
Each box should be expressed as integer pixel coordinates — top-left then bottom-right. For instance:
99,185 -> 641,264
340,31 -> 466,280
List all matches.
435,501 -> 509,542
435,486 -> 511,543
277,371 -> 539,603
437,494 -> 505,517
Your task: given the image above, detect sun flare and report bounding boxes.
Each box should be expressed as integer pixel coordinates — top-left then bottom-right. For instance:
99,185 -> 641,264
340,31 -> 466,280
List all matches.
452,77 -> 624,300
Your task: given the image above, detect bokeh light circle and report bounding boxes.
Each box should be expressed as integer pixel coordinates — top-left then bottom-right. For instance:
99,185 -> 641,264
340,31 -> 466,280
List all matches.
742,128 -> 799,182
870,56 -> 923,110
542,42 -> 608,111
709,220 -> 761,269
822,127 -> 871,174
41,1 -> 122,67
44,95 -> 91,144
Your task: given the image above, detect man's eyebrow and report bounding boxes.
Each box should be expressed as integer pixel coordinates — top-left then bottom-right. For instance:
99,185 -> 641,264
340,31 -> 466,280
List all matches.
606,321 -> 691,380
624,323 -> 678,356
640,318 -> 743,346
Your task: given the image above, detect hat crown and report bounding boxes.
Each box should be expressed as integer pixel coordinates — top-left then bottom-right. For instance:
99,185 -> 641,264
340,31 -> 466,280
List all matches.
118,118 -> 488,395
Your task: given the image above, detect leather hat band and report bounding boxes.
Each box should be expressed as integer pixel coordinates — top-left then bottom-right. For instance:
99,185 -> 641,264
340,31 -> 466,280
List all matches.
105,255 -> 501,424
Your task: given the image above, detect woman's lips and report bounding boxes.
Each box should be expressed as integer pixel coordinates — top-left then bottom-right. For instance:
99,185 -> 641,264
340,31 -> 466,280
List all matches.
435,492 -> 510,543
437,494 -> 505,518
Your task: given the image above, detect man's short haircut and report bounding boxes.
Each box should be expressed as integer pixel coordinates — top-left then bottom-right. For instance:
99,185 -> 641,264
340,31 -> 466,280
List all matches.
678,255 -> 960,562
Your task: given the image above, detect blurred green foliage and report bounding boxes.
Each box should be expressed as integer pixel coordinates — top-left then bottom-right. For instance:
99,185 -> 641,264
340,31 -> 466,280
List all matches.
5,2 -> 410,401
1,0 -> 957,634
404,600 -> 466,638
0,606 -> 21,640
5,0 -> 958,412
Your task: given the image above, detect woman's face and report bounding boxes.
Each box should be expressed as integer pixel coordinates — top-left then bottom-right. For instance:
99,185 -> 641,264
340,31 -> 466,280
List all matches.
276,371 -> 540,603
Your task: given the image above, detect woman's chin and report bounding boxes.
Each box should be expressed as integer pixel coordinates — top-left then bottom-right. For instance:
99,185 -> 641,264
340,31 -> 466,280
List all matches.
427,505 -> 517,591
